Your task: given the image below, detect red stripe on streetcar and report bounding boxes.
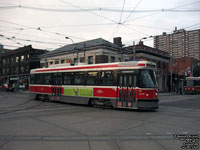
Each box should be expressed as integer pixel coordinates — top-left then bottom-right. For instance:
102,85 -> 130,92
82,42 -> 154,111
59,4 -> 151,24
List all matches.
94,88 -> 117,98
35,64 -> 119,72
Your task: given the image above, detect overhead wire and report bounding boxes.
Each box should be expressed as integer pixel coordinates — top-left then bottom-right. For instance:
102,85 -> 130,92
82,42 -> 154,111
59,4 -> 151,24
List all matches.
109,0 -> 126,41
122,0 -> 143,24
109,0 -> 144,41
119,0 -> 126,23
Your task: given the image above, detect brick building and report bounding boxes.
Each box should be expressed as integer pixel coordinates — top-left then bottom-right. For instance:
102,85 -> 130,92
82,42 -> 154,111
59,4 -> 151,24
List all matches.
125,41 -> 170,92
0,45 -> 45,90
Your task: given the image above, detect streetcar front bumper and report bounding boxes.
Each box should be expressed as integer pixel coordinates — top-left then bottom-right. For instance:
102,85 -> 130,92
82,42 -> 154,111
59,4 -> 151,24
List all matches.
137,99 -> 159,110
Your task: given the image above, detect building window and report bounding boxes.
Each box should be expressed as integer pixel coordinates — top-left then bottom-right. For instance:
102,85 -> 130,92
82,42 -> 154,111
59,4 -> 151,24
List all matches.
55,59 -> 59,64
61,59 -> 65,64
21,55 -> 24,61
88,56 -> 93,64
21,66 -> 24,73
74,58 -> 78,64
16,57 -> 19,62
3,69 -> 5,75
6,68 -> 9,74
3,59 -> 5,64
111,56 -> 115,62
26,66 -> 29,72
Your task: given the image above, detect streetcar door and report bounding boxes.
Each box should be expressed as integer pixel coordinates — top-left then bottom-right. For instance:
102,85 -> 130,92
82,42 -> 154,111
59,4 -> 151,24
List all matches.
117,73 -> 136,108
52,73 -> 62,101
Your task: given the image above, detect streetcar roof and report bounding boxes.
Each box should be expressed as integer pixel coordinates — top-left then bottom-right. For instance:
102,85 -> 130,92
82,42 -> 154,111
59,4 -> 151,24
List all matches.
30,61 -> 156,74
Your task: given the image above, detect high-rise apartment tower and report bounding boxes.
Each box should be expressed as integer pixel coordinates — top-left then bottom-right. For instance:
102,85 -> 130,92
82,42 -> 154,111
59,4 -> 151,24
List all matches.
154,28 -> 200,60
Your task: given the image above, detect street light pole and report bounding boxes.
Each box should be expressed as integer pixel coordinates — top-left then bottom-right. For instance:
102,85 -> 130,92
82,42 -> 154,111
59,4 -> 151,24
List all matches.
65,37 -> 77,64
65,37 -> 74,44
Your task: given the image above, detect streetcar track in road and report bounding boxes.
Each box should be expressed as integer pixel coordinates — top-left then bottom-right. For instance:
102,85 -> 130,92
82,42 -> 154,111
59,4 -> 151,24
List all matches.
0,94 -> 8,102
0,105 -> 95,121
0,101 -> 44,115
0,99 -> 33,110
0,134 -> 177,142
34,117 -> 88,137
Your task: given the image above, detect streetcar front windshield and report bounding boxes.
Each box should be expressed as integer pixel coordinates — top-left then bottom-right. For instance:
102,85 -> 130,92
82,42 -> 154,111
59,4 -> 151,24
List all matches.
186,80 -> 200,86
138,69 -> 156,88
186,80 -> 194,86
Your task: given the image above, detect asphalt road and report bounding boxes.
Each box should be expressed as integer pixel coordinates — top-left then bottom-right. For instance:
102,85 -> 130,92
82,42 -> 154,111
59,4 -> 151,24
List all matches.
0,91 -> 200,150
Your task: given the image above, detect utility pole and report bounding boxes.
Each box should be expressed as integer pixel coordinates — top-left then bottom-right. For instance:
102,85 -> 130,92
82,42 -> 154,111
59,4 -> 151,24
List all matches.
133,41 -> 135,60
170,56 -> 173,93
45,49 -> 47,68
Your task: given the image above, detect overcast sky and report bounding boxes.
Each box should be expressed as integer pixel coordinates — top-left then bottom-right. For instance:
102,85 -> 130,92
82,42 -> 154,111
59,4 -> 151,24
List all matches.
0,0 -> 200,50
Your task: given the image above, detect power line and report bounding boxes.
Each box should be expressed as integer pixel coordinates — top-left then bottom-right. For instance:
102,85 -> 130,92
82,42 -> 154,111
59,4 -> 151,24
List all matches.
0,34 -> 67,45
57,0 -> 118,24
0,19 -> 86,41
184,22 -> 200,29
1,4 -> 199,13
124,0 -> 200,23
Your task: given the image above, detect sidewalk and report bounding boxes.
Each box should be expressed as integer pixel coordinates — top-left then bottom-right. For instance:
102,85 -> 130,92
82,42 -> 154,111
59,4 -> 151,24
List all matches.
158,92 -> 183,96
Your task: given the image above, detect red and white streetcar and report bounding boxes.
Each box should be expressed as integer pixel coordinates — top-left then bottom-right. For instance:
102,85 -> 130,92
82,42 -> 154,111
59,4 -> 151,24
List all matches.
184,77 -> 200,94
29,61 -> 159,110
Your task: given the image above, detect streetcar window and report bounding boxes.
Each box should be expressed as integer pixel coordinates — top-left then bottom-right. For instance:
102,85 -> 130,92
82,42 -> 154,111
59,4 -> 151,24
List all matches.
63,72 -> 74,85
138,70 -> 156,88
30,74 -> 35,84
100,71 -> 114,86
43,73 -> 52,85
86,72 -> 98,85
74,72 -> 85,85
35,74 -> 44,84
196,80 -> 200,86
56,73 -> 63,85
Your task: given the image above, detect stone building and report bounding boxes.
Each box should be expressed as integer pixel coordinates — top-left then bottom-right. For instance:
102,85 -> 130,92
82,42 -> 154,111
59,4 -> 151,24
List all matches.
40,38 -> 128,67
